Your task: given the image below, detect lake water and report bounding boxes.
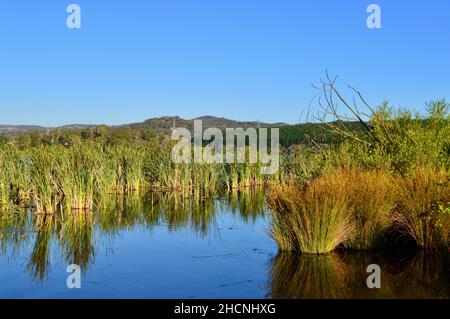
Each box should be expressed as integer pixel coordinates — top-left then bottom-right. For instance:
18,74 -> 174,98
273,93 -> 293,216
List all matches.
0,190 -> 448,298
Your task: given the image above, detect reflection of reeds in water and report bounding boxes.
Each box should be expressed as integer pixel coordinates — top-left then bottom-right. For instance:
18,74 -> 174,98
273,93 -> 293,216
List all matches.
223,188 -> 266,222
97,195 -> 146,235
59,210 -> 95,273
0,208 -> 32,256
8,189 -> 269,280
27,214 -> 55,281
270,250 -> 449,299
147,192 -> 218,237
26,211 -> 96,280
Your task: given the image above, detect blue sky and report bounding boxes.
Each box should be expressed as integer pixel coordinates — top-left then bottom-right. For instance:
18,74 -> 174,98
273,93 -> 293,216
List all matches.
0,0 -> 449,126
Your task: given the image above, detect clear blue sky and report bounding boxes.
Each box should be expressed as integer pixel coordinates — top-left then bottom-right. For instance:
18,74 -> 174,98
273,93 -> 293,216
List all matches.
0,0 -> 449,126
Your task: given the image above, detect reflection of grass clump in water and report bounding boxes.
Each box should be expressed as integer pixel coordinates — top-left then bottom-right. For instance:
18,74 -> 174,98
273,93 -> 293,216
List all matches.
392,251 -> 450,299
270,252 -> 351,298
270,251 -> 449,299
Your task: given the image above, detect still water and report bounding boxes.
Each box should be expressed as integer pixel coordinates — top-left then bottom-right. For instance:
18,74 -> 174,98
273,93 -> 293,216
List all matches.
0,190 -> 448,298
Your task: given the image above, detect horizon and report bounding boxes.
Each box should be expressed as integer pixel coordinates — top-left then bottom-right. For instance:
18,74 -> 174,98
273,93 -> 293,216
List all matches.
1,0 -> 449,126
0,114 -> 291,128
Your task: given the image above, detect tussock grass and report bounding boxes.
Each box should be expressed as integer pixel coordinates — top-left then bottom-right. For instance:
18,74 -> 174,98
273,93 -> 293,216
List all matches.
393,167 -> 450,250
338,168 -> 397,250
268,178 -> 355,254
269,166 -> 449,253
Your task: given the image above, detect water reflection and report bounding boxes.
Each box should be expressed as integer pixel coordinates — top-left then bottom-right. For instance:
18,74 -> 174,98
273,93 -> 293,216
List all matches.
270,251 -> 449,299
222,188 -> 266,222
1,189 -> 448,299
0,190 -> 266,282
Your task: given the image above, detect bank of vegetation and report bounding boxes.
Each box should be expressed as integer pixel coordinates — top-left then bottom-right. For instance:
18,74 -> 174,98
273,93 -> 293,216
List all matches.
1,82 -> 449,255
268,80 -> 449,254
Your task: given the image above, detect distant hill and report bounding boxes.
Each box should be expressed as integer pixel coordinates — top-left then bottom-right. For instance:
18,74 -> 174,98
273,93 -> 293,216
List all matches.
0,116 -> 288,136
0,125 -> 48,134
124,115 -> 287,134
0,116 -> 368,148
0,124 -> 98,135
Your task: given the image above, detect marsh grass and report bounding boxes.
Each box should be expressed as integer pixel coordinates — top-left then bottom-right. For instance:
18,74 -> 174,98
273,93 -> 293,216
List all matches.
57,145 -> 97,211
268,179 -> 355,254
30,148 -> 59,214
393,167 -> 450,250
1,141 -> 270,214
338,168 -> 397,250
0,146 -> 31,208
269,166 -> 449,253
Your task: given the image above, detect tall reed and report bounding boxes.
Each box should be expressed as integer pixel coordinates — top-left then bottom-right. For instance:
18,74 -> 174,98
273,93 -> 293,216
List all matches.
29,147 -> 59,214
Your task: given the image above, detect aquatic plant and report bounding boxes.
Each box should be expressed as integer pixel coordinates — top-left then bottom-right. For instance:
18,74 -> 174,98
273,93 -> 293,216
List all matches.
338,168 -> 397,250
29,147 -> 59,214
393,167 -> 450,250
268,179 -> 355,254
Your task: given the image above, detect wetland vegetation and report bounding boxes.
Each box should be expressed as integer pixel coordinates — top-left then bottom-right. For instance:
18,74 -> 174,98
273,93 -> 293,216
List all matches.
0,83 -> 449,298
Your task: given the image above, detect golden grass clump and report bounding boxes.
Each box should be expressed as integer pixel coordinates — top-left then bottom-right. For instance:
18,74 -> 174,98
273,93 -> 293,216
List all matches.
393,167 -> 450,250
338,168 -> 397,250
269,167 -> 398,253
269,166 -> 450,253
268,175 -> 355,254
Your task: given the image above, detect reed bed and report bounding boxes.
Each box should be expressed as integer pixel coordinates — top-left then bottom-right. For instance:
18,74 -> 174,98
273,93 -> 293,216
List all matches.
0,146 -> 31,208
0,142 -> 273,214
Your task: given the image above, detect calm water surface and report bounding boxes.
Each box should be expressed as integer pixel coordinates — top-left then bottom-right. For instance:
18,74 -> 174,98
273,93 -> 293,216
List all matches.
0,190 -> 448,298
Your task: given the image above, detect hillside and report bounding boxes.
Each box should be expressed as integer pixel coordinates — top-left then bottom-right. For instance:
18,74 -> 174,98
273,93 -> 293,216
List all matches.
0,116 -> 287,136
0,116 -> 369,148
